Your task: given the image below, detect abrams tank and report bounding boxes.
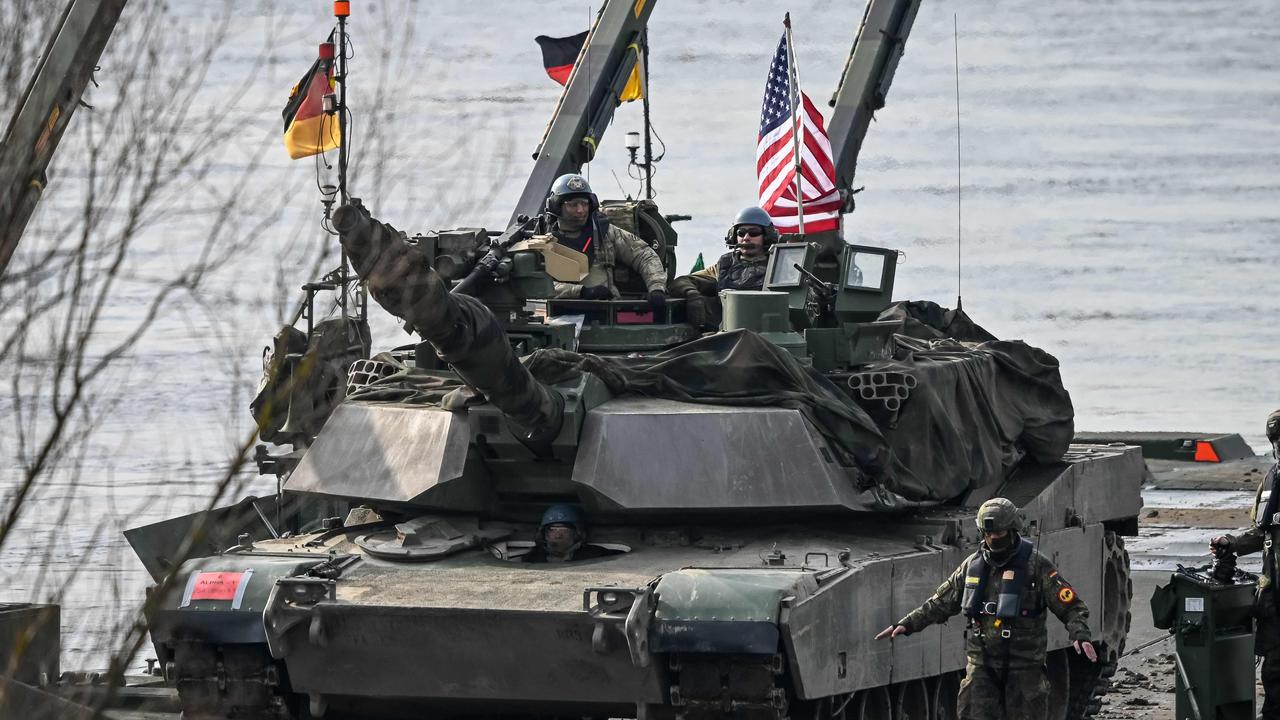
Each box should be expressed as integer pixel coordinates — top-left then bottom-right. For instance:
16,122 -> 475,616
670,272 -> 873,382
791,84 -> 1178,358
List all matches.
126,198 -> 1142,720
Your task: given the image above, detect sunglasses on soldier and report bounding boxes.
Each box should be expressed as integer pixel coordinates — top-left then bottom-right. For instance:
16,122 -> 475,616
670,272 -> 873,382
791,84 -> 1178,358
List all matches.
735,227 -> 764,238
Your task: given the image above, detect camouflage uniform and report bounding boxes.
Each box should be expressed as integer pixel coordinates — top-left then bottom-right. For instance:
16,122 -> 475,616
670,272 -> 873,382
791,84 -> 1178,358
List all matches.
551,222 -> 667,299
897,538 -> 1091,719
1222,458 -> 1280,718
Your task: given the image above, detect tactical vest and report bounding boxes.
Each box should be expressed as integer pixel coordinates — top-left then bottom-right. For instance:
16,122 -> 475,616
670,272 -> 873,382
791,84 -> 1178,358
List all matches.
716,252 -> 767,291
962,538 -> 1040,622
554,216 -> 608,264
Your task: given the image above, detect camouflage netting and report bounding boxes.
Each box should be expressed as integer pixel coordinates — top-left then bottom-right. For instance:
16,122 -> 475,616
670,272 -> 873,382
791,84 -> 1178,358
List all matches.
348,299 -> 1073,504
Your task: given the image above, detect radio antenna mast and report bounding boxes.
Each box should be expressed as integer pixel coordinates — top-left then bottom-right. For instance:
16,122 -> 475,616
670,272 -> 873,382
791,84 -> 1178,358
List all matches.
953,14 -> 963,311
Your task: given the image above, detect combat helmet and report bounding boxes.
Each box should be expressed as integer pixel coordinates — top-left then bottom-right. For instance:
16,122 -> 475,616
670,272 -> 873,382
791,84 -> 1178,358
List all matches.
976,497 -> 1022,534
1267,409 -> 1280,444
538,503 -> 585,544
546,173 -> 598,218
725,206 -> 780,247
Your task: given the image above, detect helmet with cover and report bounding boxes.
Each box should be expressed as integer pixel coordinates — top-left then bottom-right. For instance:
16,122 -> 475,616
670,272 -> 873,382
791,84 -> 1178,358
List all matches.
975,497 -> 1022,534
546,173 -> 598,218
1266,409 -> 1280,444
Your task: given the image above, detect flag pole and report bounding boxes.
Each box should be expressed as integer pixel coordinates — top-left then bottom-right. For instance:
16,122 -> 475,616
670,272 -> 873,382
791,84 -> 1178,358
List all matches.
336,2 -> 350,204
784,13 -> 804,234
335,0 -> 352,320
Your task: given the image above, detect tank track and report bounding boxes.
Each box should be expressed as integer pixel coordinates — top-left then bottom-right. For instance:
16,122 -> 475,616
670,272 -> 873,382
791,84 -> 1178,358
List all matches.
666,653 -> 790,720
171,642 -> 294,720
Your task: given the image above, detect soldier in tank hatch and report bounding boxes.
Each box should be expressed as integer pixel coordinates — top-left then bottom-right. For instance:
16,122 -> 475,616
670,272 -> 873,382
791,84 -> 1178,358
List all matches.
875,497 -> 1096,720
668,206 -> 776,331
545,173 -> 668,308
1208,409 -> 1280,718
523,504 -> 616,563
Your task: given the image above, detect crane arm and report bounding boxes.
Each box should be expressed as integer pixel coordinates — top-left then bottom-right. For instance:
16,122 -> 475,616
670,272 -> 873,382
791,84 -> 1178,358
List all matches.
0,0 -> 128,277
509,0 -> 658,225
825,0 -> 923,206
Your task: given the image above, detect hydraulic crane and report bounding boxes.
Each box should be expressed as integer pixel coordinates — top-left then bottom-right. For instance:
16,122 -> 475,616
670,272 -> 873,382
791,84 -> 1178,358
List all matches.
509,0 -> 921,231
0,0 -> 127,278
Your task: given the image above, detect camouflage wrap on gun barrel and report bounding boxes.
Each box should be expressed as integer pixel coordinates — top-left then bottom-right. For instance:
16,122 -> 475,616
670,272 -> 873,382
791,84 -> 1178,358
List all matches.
332,201 -> 563,445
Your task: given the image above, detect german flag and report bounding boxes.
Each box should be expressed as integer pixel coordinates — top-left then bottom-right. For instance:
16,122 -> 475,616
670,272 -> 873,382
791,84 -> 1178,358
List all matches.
535,31 -> 643,102
282,36 -> 341,160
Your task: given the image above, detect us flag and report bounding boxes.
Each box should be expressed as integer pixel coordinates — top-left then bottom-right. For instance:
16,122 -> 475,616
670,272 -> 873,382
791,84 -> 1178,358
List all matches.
756,30 -> 841,234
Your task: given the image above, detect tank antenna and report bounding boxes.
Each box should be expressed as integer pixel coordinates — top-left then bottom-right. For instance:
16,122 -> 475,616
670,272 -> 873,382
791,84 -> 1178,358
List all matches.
585,4 -> 593,183
953,14 -> 963,312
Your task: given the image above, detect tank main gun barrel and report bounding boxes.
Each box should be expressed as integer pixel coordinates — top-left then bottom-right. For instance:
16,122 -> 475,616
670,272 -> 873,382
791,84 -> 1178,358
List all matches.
332,201 -> 564,446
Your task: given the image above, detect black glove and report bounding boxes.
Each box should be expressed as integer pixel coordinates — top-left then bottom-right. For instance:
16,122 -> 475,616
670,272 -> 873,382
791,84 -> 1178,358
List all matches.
685,294 -> 709,329
647,290 -> 667,311
1210,535 -> 1235,556
580,285 -> 612,300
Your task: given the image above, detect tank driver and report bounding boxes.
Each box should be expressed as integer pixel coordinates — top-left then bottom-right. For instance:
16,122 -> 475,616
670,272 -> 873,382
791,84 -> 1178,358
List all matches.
668,206 -> 777,331
1208,409 -> 1280,719
874,497 -> 1097,720
544,173 -> 668,309
523,504 -> 616,564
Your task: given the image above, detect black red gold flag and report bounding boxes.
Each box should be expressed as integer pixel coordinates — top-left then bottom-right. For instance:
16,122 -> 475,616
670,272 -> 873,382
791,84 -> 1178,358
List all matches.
535,31 -> 588,85
282,36 -> 342,160
535,31 -> 643,102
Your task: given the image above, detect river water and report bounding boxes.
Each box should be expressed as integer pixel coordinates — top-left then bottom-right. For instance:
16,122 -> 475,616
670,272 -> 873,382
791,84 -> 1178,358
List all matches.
1,0 -> 1277,670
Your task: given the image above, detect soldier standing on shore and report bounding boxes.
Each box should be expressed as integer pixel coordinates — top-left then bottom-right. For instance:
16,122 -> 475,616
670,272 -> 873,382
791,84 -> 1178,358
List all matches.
1208,409 -> 1280,719
875,497 -> 1097,720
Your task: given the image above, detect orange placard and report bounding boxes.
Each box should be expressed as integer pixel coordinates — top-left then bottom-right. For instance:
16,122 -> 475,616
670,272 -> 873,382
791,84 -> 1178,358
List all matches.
190,572 -> 245,601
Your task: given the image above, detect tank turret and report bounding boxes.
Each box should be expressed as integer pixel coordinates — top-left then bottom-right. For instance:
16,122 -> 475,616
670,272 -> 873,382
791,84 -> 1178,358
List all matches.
332,201 -> 563,446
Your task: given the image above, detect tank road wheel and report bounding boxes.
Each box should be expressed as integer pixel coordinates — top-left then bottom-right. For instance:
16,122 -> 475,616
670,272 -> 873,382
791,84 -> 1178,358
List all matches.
890,680 -> 929,719
928,672 -> 960,720
1061,530 -> 1132,720
847,687 -> 891,720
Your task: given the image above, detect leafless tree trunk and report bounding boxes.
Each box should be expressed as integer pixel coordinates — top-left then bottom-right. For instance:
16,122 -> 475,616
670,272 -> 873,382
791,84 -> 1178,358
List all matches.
1,1 -> 519,714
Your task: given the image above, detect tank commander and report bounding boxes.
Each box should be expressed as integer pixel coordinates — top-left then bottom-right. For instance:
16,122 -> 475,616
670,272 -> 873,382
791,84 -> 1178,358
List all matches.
1208,408 -> 1280,719
874,497 -> 1097,719
523,504 -> 615,563
544,173 -> 668,309
668,206 -> 776,331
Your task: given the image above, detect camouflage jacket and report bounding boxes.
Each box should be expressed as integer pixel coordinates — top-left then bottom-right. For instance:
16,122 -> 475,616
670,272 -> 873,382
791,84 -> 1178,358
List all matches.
897,545 -> 1092,670
1230,464 -> 1279,556
551,222 -> 667,298
1232,463 -> 1280,650
669,250 -> 769,297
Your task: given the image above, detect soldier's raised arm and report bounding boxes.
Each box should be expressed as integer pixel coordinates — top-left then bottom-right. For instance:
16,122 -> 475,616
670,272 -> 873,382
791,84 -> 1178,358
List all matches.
875,561 -> 967,639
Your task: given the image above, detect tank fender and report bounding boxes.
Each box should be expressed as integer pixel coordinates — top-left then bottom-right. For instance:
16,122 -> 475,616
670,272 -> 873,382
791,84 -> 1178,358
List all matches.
149,554 -> 331,646
648,569 -> 820,654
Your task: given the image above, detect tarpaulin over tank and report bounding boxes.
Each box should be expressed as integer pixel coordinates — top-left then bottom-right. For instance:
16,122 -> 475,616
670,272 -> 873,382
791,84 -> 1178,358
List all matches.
346,300 -> 1073,504
864,302 -> 1076,500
